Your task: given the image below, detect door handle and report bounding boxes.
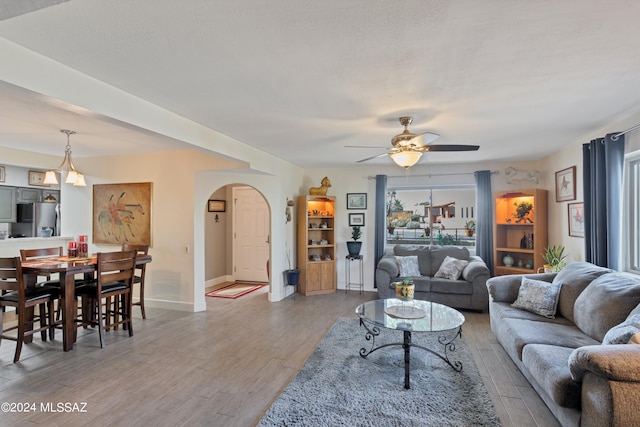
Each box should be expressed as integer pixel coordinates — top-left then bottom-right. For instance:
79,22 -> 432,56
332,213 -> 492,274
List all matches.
266,235 -> 270,244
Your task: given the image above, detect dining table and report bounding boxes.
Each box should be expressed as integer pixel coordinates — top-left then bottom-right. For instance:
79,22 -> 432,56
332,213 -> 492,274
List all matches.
21,253 -> 152,351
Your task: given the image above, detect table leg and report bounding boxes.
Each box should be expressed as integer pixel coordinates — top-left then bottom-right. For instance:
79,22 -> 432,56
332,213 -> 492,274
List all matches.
404,331 -> 411,389
61,272 -> 76,351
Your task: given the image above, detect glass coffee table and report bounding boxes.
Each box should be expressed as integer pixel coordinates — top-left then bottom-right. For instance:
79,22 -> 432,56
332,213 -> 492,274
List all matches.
355,298 -> 465,389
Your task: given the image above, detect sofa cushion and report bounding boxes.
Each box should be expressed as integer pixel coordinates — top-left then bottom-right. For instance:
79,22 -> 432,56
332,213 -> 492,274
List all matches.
393,245 -> 431,276
434,256 -> 469,280
490,301 -> 574,325
574,273 -> 640,342
428,246 -> 469,276
522,344 -> 582,409
412,277 -> 431,293
494,318 -> 599,361
553,262 -> 612,323
395,255 -> 421,277
511,277 -> 563,319
430,278 -> 473,295
603,314 -> 640,345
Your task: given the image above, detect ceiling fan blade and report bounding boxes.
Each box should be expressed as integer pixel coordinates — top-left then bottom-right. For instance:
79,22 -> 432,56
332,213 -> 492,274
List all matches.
416,144 -> 480,152
356,152 -> 389,163
408,132 -> 440,146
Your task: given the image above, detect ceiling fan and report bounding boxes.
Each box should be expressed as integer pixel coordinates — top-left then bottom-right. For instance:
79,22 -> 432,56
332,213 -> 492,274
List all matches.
348,116 -> 480,167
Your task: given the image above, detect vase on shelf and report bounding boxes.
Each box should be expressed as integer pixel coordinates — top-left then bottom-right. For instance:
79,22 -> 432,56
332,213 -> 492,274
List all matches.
503,254 -> 514,267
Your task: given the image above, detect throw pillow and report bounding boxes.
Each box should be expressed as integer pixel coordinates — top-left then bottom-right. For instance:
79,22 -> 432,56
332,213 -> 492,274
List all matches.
602,314 -> 640,345
434,256 -> 469,280
395,256 -> 421,277
511,277 -> 563,319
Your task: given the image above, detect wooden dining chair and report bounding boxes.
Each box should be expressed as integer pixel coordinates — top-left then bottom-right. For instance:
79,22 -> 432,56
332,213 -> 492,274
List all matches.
122,244 -> 149,319
75,250 -> 136,348
0,257 -> 60,363
20,247 -> 64,286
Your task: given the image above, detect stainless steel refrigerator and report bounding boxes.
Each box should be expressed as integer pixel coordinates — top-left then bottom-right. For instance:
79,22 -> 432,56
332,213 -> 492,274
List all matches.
13,202 -> 60,237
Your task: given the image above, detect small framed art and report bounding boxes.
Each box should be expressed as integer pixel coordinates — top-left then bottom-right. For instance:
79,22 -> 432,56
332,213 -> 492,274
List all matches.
347,193 -> 367,209
555,166 -> 576,202
568,202 -> 584,237
349,213 -> 365,226
208,200 -> 226,212
0,166 -> 5,182
29,170 -> 50,187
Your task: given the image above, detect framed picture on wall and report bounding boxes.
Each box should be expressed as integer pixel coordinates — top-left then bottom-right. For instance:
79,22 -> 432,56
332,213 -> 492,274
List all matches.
555,166 -> 576,202
0,166 -> 5,182
93,182 -> 152,245
28,170 -> 50,187
208,200 -> 226,212
568,202 -> 584,237
349,213 -> 365,226
347,193 -> 367,209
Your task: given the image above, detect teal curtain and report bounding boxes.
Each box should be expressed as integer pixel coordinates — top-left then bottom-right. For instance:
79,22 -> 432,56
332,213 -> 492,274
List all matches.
374,174 -> 387,286
583,133 -> 625,269
474,170 -> 494,276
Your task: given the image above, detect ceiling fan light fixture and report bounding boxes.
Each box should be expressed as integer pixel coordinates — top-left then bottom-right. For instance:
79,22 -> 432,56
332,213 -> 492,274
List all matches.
390,150 -> 422,168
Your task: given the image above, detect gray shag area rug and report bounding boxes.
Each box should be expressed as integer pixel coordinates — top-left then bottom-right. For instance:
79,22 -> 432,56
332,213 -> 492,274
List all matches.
259,317 -> 501,426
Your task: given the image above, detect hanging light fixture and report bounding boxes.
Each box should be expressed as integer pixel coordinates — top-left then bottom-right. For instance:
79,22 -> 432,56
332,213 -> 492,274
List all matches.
43,129 -> 86,186
390,150 -> 422,168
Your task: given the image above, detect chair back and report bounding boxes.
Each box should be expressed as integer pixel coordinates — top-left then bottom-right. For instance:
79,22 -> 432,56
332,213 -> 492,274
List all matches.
20,247 -> 63,261
121,244 -> 149,257
122,244 -> 149,279
96,250 -> 137,292
0,257 -> 24,298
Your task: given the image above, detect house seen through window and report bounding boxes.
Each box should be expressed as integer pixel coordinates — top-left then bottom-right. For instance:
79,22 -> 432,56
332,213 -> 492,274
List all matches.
386,186 -> 476,249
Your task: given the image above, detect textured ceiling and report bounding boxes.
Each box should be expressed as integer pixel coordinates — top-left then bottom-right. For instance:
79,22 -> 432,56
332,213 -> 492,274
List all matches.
1,0 -> 640,167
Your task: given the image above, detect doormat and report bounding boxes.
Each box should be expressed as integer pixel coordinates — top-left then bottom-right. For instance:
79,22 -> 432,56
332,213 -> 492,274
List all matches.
205,282 -> 267,299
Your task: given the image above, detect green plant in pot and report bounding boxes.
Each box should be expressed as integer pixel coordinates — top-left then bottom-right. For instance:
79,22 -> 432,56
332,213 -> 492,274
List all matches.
464,220 -> 476,236
347,226 -> 362,257
542,245 -> 567,272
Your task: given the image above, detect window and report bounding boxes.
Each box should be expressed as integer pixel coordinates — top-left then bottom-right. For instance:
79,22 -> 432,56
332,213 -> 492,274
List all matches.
624,152 -> 640,274
385,186 -> 476,248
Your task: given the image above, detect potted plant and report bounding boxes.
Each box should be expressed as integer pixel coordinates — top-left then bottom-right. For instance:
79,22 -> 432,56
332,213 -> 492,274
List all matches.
386,217 -> 396,234
347,225 -> 362,256
464,220 -> 476,237
542,245 -> 567,272
285,249 -> 300,286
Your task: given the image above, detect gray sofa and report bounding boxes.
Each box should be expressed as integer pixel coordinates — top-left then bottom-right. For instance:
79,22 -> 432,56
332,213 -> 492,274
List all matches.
376,245 -> 490,312
487,262 -> 640,427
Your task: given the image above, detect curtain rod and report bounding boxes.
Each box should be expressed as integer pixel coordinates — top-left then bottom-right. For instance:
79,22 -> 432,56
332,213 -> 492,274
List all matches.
368,170 -> 499,179
611,123 -> 640,141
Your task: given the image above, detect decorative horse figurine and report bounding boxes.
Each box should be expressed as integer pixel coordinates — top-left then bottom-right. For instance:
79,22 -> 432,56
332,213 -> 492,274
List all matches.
309,177 -> 331,196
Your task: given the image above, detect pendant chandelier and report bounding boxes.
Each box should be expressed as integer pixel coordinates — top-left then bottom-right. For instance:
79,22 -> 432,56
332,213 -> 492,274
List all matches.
43,129 -> 86,186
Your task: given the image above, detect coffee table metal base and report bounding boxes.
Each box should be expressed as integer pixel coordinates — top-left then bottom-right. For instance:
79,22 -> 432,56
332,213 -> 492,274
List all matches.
358,318 -> 463,389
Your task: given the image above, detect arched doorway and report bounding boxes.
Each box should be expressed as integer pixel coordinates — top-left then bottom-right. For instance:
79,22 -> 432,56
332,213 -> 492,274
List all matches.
203,184 -> 270,293
194,170 -> 290,311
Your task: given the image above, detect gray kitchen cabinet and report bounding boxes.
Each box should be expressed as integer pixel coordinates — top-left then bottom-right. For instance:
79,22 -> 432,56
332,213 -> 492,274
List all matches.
16,187 -> 42,203
0,187 -> 17,222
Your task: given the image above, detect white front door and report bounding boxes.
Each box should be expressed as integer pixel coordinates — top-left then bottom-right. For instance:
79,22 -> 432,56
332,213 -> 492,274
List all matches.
233,186 -> 269,282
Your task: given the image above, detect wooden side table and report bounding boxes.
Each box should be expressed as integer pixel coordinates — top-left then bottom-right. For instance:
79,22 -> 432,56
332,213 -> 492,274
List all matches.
345,255 -> 364,293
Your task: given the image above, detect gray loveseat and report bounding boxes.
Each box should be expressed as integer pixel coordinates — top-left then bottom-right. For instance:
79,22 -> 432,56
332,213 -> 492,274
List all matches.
376,245 -> 490,312
487,262 -> 640,426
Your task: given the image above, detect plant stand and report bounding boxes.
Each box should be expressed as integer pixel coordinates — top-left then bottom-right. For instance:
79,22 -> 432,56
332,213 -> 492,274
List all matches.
345,255 -> 364,294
